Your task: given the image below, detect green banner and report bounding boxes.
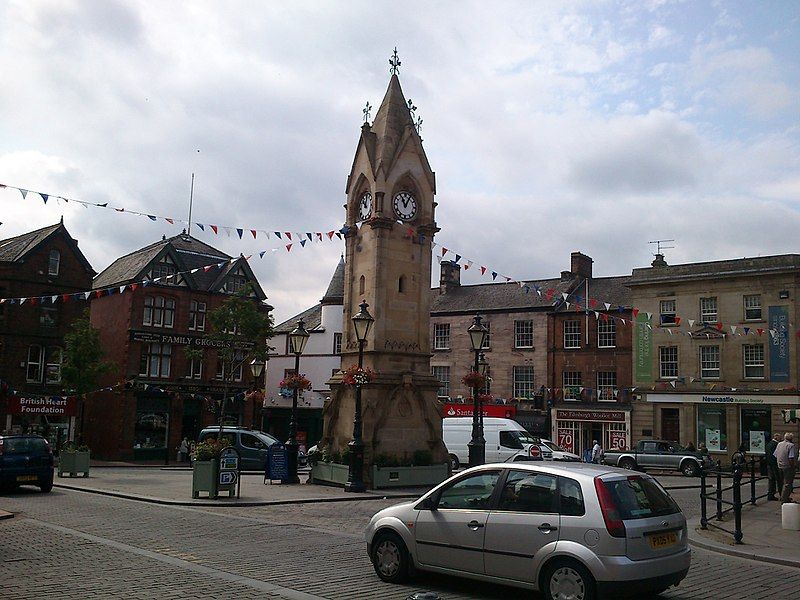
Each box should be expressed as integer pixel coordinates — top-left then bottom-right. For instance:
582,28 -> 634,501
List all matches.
634,313 -> 653,383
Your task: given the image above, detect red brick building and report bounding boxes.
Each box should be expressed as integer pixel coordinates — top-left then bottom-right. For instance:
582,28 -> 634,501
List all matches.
0,221 -> 96,446
86,233 -> 271,461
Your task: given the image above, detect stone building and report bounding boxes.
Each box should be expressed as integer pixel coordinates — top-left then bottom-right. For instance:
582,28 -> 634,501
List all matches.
629,253 -> 800,460
0,221 -> 95,447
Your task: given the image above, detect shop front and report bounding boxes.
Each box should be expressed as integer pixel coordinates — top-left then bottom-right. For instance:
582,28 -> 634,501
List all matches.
645,392 -> 800,460
3,395 -> 76,451
550,407 -> 631,459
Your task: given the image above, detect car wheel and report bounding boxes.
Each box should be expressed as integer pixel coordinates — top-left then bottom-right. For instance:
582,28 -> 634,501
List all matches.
619,458 -> 636,470
449,454 -> 460,471
681,460 -> 699,477
371,531 -> 411,584
40,482 -> 53,493
543,560 -> 596,600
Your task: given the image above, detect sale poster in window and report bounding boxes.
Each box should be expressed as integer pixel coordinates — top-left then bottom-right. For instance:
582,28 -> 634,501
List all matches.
705,429 -> 722,452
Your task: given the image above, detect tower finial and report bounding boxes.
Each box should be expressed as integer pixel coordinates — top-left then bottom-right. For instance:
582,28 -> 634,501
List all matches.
363,101 -> 372,124
389,47 -> 401,75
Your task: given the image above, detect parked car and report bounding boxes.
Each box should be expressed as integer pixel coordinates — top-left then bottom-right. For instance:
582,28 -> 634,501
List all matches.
443,417 -> 548,469
603,440 -> 713,477
365,462 -> 690,599
0,434 -> 54,493
539,439 -> 582,462
197,427 -> 307,470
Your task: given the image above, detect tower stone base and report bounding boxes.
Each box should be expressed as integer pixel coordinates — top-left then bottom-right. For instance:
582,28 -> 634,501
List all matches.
322,371 -> 449,487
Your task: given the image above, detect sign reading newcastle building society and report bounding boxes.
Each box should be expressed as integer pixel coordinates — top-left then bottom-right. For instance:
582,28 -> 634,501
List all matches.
648,393 -> 800,405
129,330 -> 255,349
769,305 -> 790,382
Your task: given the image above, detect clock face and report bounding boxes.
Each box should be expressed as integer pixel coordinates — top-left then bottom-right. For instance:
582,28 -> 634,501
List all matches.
393,191 -> 417,221
358,192 -> 372,221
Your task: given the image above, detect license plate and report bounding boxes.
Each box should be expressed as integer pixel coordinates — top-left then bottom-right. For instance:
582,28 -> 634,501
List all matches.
648,532 -> 678,549
16,475 -> 38,482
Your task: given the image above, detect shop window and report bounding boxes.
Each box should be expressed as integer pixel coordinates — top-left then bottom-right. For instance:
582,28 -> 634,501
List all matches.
48,249 -> 60,276
743,344 -> 764,379
139,343 -> 172,378
189,300 -> 206,331
143,295 -> 175,328
26,345 -> 44,382
562,371 -> 582,400
564,320 -> 580,349
514,320 -> 534,348
333,332 -> 342,354
433,323 -> 450,350
134,410 -> 168,450
743,295 -> 762,321
597,371 -> 616,401
215,349 -> 244,382
659,347 -> 678,379
700,346 -> 720,379
740,408 -> 771,455
597,319 -> 616,348
700,297 -> 717,324
45,347 -> 62,384
698,405 -> 727,451
431,366 -> 450,398
659,299 -> 676,325
512,366 -> 535,399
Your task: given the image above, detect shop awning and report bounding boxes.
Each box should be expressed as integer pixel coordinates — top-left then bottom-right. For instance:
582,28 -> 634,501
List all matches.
782,409 -> 800,423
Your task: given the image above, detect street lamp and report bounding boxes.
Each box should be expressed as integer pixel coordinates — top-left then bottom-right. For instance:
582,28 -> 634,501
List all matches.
345,300 -> 374,493
286,319 -> 310,484
249,357 -> 265,430
467,314 -> 489,467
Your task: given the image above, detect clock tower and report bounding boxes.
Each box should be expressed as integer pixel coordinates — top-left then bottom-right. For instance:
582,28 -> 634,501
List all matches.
322,70 -> 448,478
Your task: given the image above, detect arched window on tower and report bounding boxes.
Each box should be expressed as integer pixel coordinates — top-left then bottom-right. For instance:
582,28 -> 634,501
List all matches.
359,275 -> 365,295
398,275 -> 406,293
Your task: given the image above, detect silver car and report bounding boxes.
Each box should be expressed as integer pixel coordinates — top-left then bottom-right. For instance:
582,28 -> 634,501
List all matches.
365,463 -> 690,599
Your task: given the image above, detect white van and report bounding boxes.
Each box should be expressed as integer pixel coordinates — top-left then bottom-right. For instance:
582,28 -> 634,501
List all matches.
442,417 -> 546,469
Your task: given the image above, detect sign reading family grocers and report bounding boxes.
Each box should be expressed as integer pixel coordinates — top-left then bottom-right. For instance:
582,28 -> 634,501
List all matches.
6,396 -> 78,416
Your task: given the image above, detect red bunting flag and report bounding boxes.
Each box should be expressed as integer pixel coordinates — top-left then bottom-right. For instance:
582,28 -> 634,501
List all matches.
130,283 -> 138,292
285,233 -> 292,240
210,225 -> 218,234
632,308 -> 639,318
441,247 -> 448,256
251,230 -> 257,239
675,316 -> 681,326
757,328 -> 764,335
203,265 -> 214,272
61,294 -> 70,302
714,322 -> 723,331
165,218 -> 174,224
480,266 -> 486,275
589,298 -> 597,308
286,243 -> 292,252
95,290 -> 103,299
327,231 -> 334,240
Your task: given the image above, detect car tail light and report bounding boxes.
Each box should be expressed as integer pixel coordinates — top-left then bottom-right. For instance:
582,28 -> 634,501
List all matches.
529,445 -> 541,458
594,477 -> 626,538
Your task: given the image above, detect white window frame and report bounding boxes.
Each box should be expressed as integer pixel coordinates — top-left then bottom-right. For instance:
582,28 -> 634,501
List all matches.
562,371 -> 582,400
597,371 -> 616,402
189,300 -> 206,331
45,346 -> 63,384
659,299 -> 676,325
151,256 -> 178,284
333,332 -> 342,355
597,319 -> 616,348
659,346 -> 678,379
564,320 -> 581,349
433,323 -> 450,350
481,321 -> 491,349
187,355 -> 203,379
744,295 -> 762,321
700,345 -> 721,379
143,295 -> 175,328
432,366 -> 450,398
700,297 -> 717,324
512,366 -> 535,399
48,249 -> 60,276
140,343 -> 172,378
514,320 -> 534,348
215,350 -> 244,382
743,344 -> 764,379
26,345 -> 44,383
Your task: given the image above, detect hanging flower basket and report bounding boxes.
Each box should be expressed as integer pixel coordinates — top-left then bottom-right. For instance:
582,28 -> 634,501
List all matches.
478,393 -> 494,404
245,389 -> 265,403
342,365 -> 376,386
461,371 -> 486,388
279,374 -> 312,391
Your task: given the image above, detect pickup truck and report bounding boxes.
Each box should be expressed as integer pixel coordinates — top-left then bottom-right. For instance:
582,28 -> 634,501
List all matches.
603,439 -> 713,477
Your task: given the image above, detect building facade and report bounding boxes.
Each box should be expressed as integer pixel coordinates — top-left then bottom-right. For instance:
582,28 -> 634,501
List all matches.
629,253 -> 800,460
0,221 -> 95,448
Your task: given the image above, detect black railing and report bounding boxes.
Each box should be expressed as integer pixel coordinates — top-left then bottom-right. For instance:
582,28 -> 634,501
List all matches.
699,455 -> 768,544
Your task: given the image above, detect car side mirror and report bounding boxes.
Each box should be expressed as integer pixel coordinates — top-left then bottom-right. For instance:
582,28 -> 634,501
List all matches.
419,496 -> 437,511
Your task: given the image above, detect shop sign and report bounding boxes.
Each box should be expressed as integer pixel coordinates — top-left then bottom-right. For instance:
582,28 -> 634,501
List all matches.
6,396 -> 78,416
443,403 -> 517,419
555,409 -> 625,422
557,429 -> 575,453
609,431 -> 627,450
129,330 -> 255,350
647,393 -> 800,405
769,306 -> 790,381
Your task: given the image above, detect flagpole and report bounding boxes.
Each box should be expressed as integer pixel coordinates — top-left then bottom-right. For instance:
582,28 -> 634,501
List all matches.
187,173 -> 195,236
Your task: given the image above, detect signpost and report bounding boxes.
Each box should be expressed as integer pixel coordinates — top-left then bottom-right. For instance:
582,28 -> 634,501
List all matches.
265,443 -> 289,484
218,447 -> 240,498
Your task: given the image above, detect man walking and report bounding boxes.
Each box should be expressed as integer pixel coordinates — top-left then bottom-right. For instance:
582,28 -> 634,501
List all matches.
766,433 -> 783,501
774,432 -> 797,504
591,440 -> 604,464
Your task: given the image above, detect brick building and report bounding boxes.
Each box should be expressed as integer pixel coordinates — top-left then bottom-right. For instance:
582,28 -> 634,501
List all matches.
86,233 -> 271,461
0,221 -> 95,447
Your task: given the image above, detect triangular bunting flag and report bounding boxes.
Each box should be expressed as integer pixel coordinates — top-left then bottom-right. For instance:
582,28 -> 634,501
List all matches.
210,225 -> 218,234
148,215 -> 157,221
675,316 -> 681,326
730,325 -> 737,335
743,327 -> 750,335
646,312 -> 652,321
286,244 -> 292,252
632,308 -> 639,318
562,293 -> 569,301
20,189 -> 28,199
491,272 -> 498,280
165,218 -> 174,225
236,228 -> 243,239
300,240 -> 307,247
275,232 -> 282,239
454,254 -> 461,263
40,193 -> 48,203
259,251 -> 266,258
327,231 -> 335,240
714,322 -> 723,331
196,223 -> 204,231
251,230 -> 258,239
83,291 -> 92,300
480,266 -> 486,275
688,319 -> 695,327
285,232 -> 292,240
119,286 -> 125,294
604,302 -> 611,311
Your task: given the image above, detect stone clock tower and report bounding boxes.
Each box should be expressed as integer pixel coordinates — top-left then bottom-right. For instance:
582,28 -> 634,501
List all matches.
322,72 -> 448,478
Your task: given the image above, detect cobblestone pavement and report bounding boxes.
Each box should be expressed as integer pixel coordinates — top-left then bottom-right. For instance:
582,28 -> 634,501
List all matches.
1,483 -> 797,599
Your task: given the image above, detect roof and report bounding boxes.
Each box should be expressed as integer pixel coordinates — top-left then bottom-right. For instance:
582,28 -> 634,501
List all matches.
629,254 -> 800,285
431,277 -> 575,315
274,304 -> 322,334
0,221 -> 95,274
553,275 -> 631,313
320,255 -> 345,305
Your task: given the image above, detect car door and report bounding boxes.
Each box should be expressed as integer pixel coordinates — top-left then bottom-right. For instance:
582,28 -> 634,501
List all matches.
484,469 -> 560,583
239,433 -> 269,470
639,441 -> 660,468
414,470 -> 502,575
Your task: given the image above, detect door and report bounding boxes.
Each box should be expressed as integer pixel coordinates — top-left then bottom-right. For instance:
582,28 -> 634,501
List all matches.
238,432 -> 269,470
484,469 -> 559,583
661,408 -> 680,445
414,470 -> 502,574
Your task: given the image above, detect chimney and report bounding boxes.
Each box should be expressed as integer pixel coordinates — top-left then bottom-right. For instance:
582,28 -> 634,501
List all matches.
570,252 -> 593,278
439,260 -> 461,294
651,253 -> 667,267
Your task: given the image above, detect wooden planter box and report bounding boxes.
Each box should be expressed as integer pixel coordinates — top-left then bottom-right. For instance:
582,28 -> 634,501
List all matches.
192,460 -> 219,498
310,462 -> 350,486
58,451 -> 90,477
372,463 -> 449,489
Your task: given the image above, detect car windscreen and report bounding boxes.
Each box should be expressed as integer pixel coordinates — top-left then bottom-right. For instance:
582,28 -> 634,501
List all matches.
544,441 -> 568,453
3,438 -> 48,454
512,431 -> 538,445
256,432 -> 278,446
601,476 -> 680,520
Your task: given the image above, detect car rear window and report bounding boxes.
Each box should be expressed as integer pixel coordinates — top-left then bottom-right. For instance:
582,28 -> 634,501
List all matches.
602,476 -> 680,520
2,438 -> 48,454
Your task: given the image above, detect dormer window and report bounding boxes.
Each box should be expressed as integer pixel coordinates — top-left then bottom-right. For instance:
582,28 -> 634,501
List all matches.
223,267 -> 248,294
151,255 -> 178,284
48,250 -> 60,276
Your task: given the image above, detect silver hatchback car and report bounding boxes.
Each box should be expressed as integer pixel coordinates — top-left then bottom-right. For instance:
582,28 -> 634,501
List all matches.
365,463 -> 690,599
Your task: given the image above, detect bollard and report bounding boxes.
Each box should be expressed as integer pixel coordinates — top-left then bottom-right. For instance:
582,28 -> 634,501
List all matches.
733,462 -> 743,544
750,457 -> 756,505
716,460 -> 723,521
700,464 -> 708,529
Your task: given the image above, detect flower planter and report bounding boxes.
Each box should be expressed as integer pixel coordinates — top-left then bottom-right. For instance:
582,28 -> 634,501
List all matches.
192,460 -> 219,499
371,463 -> 449,489
310,462 -> 350,486
58,451 -> 90,477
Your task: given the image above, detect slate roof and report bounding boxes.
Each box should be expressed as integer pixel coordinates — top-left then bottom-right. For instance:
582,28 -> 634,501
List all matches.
431,277 -> 576,315
629,254 -> 800,285
0,222 -> 95,274
274,304 -> 322,334
552,275 -> 632,312
320,256 -> 345,305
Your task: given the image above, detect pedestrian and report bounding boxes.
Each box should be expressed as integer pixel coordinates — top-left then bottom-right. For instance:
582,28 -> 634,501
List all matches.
766,433 -> 783,501
591,439 -> 604,464
179,438 -> 189,462
698,442 -> 709,455
774,432 -> 797,504
685,441 -> 696,452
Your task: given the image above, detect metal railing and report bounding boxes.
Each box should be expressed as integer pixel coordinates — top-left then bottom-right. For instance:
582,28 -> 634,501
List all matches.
699,455 -> 768,544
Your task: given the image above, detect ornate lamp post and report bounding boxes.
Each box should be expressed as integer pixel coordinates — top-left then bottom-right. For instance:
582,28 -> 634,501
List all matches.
345,301 -> 375,493
249,357 -> 265,430
286,319 -> 309,484
467,314 -> 489,467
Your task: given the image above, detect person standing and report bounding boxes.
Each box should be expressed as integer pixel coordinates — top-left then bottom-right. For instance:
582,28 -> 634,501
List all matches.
774,432 -> 797,504
766,433 -> 783,501
591,440 -> 604,464
179,438 -> 189,463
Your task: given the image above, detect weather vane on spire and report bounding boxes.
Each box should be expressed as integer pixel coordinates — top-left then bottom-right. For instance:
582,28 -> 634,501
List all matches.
389,47 -> 401,75
363,101 -> 372,124
407,99 -> 417,119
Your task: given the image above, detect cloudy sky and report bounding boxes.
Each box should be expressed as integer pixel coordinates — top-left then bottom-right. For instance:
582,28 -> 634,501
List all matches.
1,1 -> 798,323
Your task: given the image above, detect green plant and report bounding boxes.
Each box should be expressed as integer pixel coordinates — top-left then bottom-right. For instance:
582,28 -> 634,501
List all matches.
193,438 -> 231,461
412,449 -> 433,466
307,445 -> 322,466
61,442 -> 90,453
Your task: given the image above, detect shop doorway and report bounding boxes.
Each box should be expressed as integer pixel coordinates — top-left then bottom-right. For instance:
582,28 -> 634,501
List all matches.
661,408 -> 680,444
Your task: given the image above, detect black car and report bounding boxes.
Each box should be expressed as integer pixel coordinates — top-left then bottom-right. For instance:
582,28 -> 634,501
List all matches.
0,435 -> 54,493
197,427 -> 307,470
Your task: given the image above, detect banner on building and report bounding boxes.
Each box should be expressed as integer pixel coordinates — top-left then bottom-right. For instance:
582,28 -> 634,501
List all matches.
6,396 -> 78,416
769,305 -> 790,381
442,403 -> 517,419
634,313 -> 652,383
